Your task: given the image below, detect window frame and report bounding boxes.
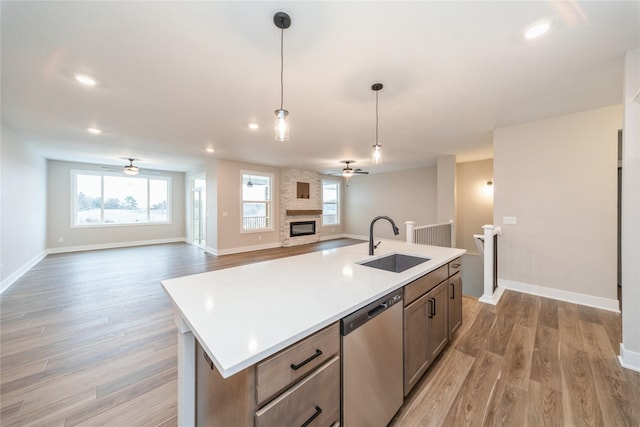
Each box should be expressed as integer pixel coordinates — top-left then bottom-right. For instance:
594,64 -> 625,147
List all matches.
240,170 -> 274,233
70,169 -> 172,228
321,180 -> 341,226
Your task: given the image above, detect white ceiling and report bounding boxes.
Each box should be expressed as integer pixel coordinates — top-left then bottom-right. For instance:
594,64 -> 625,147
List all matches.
1,1 -> 638,174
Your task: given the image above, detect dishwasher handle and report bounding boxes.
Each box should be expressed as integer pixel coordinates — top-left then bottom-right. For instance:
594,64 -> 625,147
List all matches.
368,302 -> 388,319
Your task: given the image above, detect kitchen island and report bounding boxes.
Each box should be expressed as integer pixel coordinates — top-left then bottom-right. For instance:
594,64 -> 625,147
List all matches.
162,239 -> 465,426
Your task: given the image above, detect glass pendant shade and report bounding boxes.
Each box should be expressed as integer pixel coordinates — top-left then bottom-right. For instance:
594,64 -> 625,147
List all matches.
372,143 -> 382,164
275,109 -> 289,141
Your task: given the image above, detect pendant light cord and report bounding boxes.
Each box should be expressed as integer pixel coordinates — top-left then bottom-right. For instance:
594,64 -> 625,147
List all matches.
280,26 -> 284,110
375,90 -> 379,145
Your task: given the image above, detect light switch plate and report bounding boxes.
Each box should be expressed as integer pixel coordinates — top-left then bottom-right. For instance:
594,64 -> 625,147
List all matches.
503,216 -> 517,225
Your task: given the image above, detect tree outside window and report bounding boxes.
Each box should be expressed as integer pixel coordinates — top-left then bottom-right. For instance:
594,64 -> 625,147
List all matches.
73,171 -> 170,226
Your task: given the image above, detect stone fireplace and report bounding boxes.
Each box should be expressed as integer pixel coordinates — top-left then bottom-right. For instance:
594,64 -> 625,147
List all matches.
280,168 -> 322,247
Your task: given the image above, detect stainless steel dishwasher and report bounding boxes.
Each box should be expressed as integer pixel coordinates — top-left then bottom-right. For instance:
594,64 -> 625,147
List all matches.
341,288 -> 404,426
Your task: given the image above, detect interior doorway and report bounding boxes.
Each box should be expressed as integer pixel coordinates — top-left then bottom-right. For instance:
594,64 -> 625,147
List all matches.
192,176 -> 206,248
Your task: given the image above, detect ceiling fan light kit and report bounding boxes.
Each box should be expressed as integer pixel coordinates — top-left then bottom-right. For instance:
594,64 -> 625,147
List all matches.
123,158 -> 139,176
274,12 -> 291,142
371,83 -> 383,165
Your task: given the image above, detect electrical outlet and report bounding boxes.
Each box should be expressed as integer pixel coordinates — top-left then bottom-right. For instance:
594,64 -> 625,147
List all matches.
58,237 -> 64,243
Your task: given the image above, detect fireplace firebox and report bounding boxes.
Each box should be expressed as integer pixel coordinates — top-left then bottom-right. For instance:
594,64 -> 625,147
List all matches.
290,221 -> 316,237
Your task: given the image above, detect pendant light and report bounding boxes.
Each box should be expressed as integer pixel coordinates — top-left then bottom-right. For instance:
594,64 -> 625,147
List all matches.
274,12 -> 291,141
371,83 -> 383,164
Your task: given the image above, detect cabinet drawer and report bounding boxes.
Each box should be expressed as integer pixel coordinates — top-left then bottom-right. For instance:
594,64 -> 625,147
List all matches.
404,265 -> 448,306
449,257 -> 462,276
256,322 -> 339,406
255,356 -> 340,427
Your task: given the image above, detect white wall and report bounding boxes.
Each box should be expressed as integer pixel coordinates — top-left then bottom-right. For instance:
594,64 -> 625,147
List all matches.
437,155 -> 456,242
1,126 -> 47,292
213,159 -> 281,254
620,47 -> 640,371
47,160 -> 186,251
456,159 -> 493,254
494,105 -> 622,309
343,166 -> 437,241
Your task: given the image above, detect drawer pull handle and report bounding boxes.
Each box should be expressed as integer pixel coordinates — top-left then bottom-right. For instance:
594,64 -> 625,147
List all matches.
290,349 -> 322,371
301,405 -> 322,427
451,263 -> 461,268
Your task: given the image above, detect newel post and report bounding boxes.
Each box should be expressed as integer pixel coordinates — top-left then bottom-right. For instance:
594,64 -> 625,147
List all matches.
479,224 -> 504,305
405,221 -> 416,244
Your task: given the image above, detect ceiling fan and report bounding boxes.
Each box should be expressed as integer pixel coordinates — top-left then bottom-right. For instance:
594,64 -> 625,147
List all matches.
329,160 -> 370,177
101,158 -> 157,176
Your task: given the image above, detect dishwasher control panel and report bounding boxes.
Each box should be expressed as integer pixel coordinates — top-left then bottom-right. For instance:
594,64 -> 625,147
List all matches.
340,288 -> 403,336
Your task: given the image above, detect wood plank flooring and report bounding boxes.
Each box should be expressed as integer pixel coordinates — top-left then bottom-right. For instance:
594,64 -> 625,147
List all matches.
391,290 -> 640,427
2,241 -> 639,426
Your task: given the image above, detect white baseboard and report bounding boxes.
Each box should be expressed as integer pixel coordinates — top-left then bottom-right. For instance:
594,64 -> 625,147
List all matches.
1,250 -> 48,294
47,237 -> 187,254
214,242 -> 282,256
478,285 -> 506,305
500,279 -> 620,313
319,234 -> 347,241
619,343 -> 640,372
204,245 -> 218,256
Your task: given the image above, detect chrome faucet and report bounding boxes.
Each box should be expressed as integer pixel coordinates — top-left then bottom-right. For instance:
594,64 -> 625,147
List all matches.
369,216 -> 400,255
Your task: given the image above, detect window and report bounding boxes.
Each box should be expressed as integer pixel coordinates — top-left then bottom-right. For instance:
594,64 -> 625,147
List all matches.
73,170 -> 170,226
322,181 -> 340,225
241,171 -> 272,232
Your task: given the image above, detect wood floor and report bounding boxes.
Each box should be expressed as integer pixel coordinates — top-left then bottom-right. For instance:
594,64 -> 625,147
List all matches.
1,241 -> 639,426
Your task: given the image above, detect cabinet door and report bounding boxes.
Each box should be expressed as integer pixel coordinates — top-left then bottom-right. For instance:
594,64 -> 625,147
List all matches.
426,281 -> 449,362
448,272 -> 462,338
403,293 -> 429,396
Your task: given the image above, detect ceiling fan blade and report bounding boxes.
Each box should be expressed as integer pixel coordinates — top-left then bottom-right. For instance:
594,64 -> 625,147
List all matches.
354,171 -> 369,174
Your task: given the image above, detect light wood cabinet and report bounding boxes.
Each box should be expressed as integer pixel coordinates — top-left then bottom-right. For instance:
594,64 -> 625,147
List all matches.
255,356 -> 339,427
426,281 -> 448,362
448,271 -> 462,338
403,279 -> 449,396
196,323 -> 340,426
256,322 -> 339,406
403,259 -> 462,396
403,293 -> 430,395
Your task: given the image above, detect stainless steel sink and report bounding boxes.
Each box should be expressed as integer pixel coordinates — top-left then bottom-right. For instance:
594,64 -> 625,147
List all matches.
359,253 -> 430,273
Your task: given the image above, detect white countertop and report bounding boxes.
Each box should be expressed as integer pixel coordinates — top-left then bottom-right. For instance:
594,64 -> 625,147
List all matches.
161,240 -> 465,378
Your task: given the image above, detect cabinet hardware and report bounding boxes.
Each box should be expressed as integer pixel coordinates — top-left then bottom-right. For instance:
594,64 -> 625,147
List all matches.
290,349 -> 322,370
203,350 -> 215,370
450,282 -> 454,299
428,298 -> 434,318
432,297 -> 436,316
451,263 -> 461,268
300,405 -> 322,427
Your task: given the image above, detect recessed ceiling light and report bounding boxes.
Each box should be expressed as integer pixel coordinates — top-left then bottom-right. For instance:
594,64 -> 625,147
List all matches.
87,127 -> 102,134
248,123 -> 259,130
523,20 -> 552,40
206,147 -> 215,153
74,73 -> 97,86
